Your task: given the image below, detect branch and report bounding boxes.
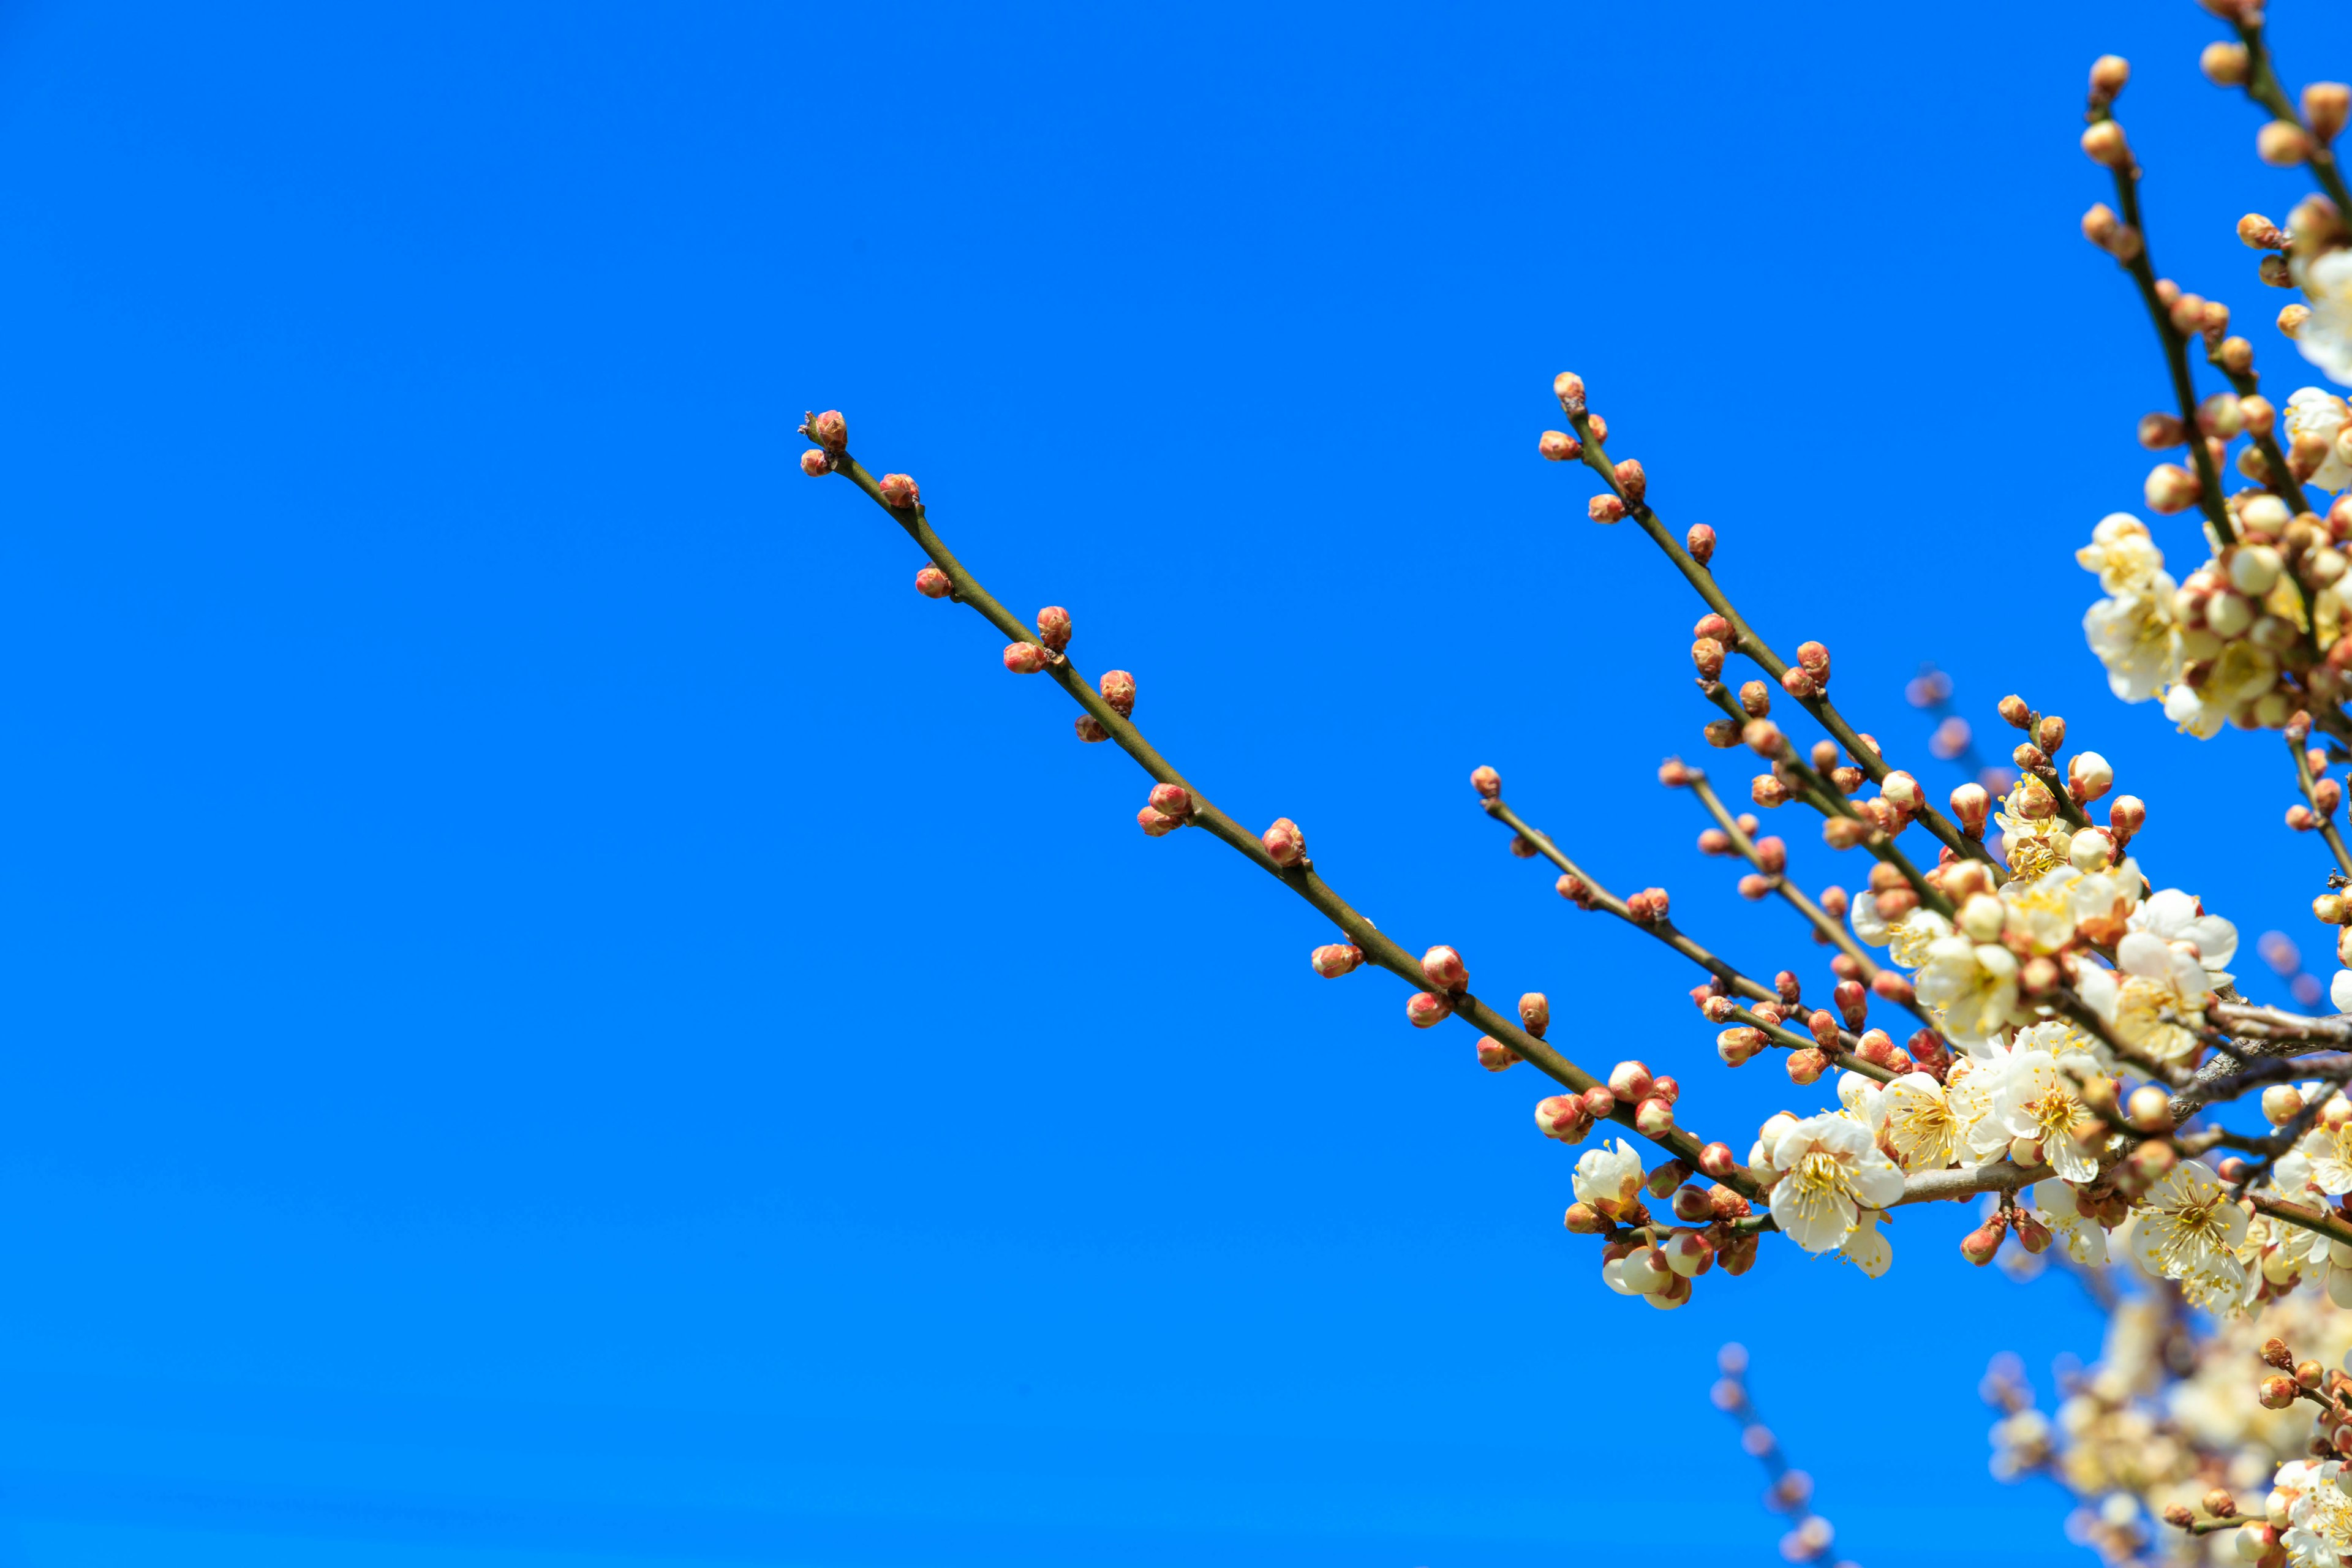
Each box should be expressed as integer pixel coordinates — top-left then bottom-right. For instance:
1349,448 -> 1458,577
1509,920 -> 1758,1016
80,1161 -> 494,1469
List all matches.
2231,17 -> 2352,215
2252,1192 -> 2352,1253
804,439 -> 1762,1196
2286,729 -> 2352,880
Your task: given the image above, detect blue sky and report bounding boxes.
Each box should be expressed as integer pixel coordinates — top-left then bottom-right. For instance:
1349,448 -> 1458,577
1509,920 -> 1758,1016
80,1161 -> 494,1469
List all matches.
4,1 -> 2352,1563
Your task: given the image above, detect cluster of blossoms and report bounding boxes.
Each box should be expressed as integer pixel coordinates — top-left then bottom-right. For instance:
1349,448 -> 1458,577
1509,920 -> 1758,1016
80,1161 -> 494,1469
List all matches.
798,8 -> 2352,1559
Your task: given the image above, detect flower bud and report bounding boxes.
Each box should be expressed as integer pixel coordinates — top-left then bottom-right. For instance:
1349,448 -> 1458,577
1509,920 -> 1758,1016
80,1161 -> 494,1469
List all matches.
805,410 -> 848,451
1653,1076 -> 1679,1106
2260,121 -> 2313,167
877,472 -> 921,509
1519,992 -> 1550,1037
2242,393 -> 2278,437
1538,429 -> 1581,462
1609,458 -> 1648,504
2264,1085 -> 2307,1126
1003,641 -> 1050,674
1785,1046 -> 1828,1085
2127,1084 -> 2175,1132
1310,943 -> 1363,978
1074,715 -> 1109,743
2162,1503 -> 2195,1529
2207,1490 -> 2241,1520
1580,1086 -> 1616,1120
1960,1224 -> 2005,1265
1687,524 -> 1716,565
1035,606 -> 1072,652
2145,462 -> 2201,514
1406,992 -> 1451,1029
1717,1028 -> 1766,1068
2307,83 -> 2351,141
1698,1142 -> 1739,1180
1562,1200 -> 1601,1232
2069,829 -> 2115,872
2284,303 -> 2315,339
2138,412 -> 2187,449
2089,54 -> 2130,102
2015,1212 -> 2054,1254
1471,765 -> 1501,799
1421,944 -> 1468,992
1535,1095 -> 1589,1144
2263,1338 -> 2296,1372
1871,970 -> 1916,1006
2081,121 -> 2130,168
1689,638 -> 1726,680
2203,40 -> 2251,86
1634,1097 -> 1675,1137
1148,783 -> 1193,820
1099,669 -> 1136,717
1588,494 -> 1626,524
2319,893 -> 2350,925
2067,751 -> 2113,803
1834,979 -> 1869,1030
1553,371 -> 1586,417
1262,818 -> 1306,866
799,448 -> 832,477
2261,1374 -> 2302,1409
1609,1060 -> 1655,1102
1137,806 -> 1180,837
1951,782 -> 1991,835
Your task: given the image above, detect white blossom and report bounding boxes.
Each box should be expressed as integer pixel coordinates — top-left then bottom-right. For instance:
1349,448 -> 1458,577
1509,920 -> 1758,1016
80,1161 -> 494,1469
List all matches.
2076,513 -> 2168,594
2029,1180 -> 2110,1267
1912,935 -> 2021,1047
2127,888 -> 2237,978
1572,1139 -> 1645,1221
2286,386 -> 2352,493
1765,1113 -> 1906,1254
1994,1050 -> 2102,1182
1999,865 -> 2081,957
1877,1069 -> 1966,1172
2294,246 -> 2352,388
2280,1457 -> 2352,1568
2126,1159 -> 2250,1300
2162,639 -> 2278,739
2082,581 -> 2180,704
1838,1210 -> 1891,1278
2075,931 -> 2214,1063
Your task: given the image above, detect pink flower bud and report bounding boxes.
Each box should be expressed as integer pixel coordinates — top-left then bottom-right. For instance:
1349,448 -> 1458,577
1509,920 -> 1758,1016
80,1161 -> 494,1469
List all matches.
1003,642 -> 1049,674
2320,778 -> 2345,816
1608,1060 -> 1654,1101
1035,606 -> 1072,652
1795,641 -> 1830,679
1074,715 -> 1109,742
2291,803 -> 2318,831
1785,1047 -> 1828,1084
1698,1142 -> 1739,1180
1471,765 -> 1502,799
1421,944 -> 1468,992
799,449 -> 832,477
1687,524 -> 1716,565
804,410 -> 848,451
1735,873 -> 1770,900
1310,943 -> 1363,978
1634,1098 -> 1675,1137
1538,429 -> 1582,462
1753,835 -> 1787,873
1657,758 -> 1694,789
1137,805 -> 1180,836
1475,1036 -> 1520,1072
1778,666 -> 1820,699
1702,995 -> 1736,1023
2263,1084 -> 2305,1125
1536,1095 -> 1591,1144
1880,771 -> 1923,810
1959,1224 -> 2005,1266
2108,794 -> 2145,844
1262,818 -> 1306,866
1555,872 -> 1590,905
2260,119 -> 2313,167
1552,371 -> 1586,417
1588,494 -> 1626,525
1691,638 -> 1726,679
1822,817 -> 1869,850
1950,782 -> 1990,835
914,566 -> 953,598
1580,1086 -> 1616,1119
2080,120 -> 2130,168
2126,1084 -> 2173,1132
1099,670 -> 1136,717
2138,412 -> 2187,448
1833,979 -> 1868,1030
1507,835 -> 1537,858
1519,992 -> 1550,1036
1406,992 -> 1452,1029
2306,81 -> 2351,141
1670,1185 -> 1714,1223
1743,720 -> 1785,759
1869,970 -> 1916,1006
1611,458 -> 1646,503
878,472 -> 922,509
2066,751 -> 2113,803
1717,1028 -> 1766,1067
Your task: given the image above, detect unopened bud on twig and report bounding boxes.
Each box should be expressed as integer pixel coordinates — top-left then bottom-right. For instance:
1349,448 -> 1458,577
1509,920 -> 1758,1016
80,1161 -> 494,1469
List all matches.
1074,715 -> 1109,743
1691,638 -> 1725,679
1519,993 -> 1550,1037
2263,1085 -> 2306,1125
2081,121 -> 2131,168
1137,806 -> 1181,837
1310,943 -> 1363,978
1535,1095 -> 1589,1144
1262,818 -> 1306,867
1470,765 -> 1501,799
2067,752 -> 2113,803
1406,992 -> 1451,1029
1553,371 -> 1585,417
2145,463 -> 2201,514
805,410 -> 848,451
2127,1084 -> 2174,1132
1035,606 -> 1072,652
1589,494 -> 1626,524
799,449 -> 832,478
2307,83 -> 2351,142
2260,120 -> 2313,167
1422,944 -> 1468,992
2202,41 -> 2250,86
878,472 -> 921,509
2108,794 -> 2145,846
1148,783 -> 1192,820
1476,1037 -> 1520,1071
1612,459 -> 1646,503
914,566 -> 952,598
2241,211 -> 2286,249
1099,670 -> 1136,717
2089,55 -> 2130,104
1687,525 -> 1716,565
1538,429 -> 1581,462
1003,642 -> 1050,674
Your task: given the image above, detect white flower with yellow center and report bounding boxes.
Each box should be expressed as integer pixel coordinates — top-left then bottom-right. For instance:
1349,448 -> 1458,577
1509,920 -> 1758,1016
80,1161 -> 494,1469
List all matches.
1998,865 -> 2081,957
1888,910 -> 1952,970
2012,1017 -> 2111,1080
2082,581 -> 2180,704
2076,513 -> 2168,594
1947,1050 -> 2015,1156
1877,1070 -> 1964,1172
2075,932 -> 2212,1063
1765,1112 -> 1907,1254
1992,781 -> 2075,877
2281,1457 -> 2352,1567
2066,859 -> 2144,949
1912,935 -> 2020,1047
2127,888 -> 2237,982
2163,639 -> 2279,739
2127,1158 -> 2250,1298
2288,386 -> 2352,492
1838,1210 -> 1891,1278
2294,1122 -> 2352,1197
1571,1139 -> 1645,1221
2027,1180 -> 2109,1267
1993,1050 -> 2103,1182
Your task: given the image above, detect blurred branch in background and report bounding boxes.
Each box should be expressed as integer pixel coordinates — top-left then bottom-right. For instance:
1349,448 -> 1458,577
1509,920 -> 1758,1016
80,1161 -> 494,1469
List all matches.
1713,1344 -> 1857,1568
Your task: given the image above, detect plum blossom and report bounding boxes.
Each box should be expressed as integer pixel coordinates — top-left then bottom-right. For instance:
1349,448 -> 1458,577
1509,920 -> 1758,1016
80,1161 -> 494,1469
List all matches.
2027,1180 -> 2109,1267
1998,866 -> 2081,956
2081,582 -> 2180,704
2293,244 -> 2352,388
1877,1070 -> 1966,1172
2286,386 -> 2352,493
2278,1457 -> 2352,1568
1572,1139 -> 1645,1221
1993,1050 -> 2103,1182
2075,931 -> 2214,1063
1912,935 -> 2021,1048
2125,888 -> 2237,978
2127,1158 -> 2250,1302
1765,1112 -> 1907,1254
2295,1120 -> 2352,1197
1992,782 -> 2075,877
1838,1210 -> 1891,1278
2075,513 -> 2168,594
2162,638 -> 2278,739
